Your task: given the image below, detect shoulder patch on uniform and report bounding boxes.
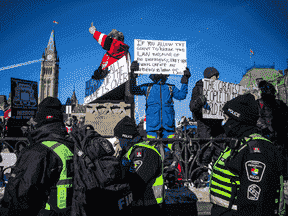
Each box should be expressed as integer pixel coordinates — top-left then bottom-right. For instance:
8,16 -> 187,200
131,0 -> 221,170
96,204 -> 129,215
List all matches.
133,160 -> 143,172
247,184 -> 261,201
136,151 -> 142,157
247,140 -> 261,154
245,160 -> 266,182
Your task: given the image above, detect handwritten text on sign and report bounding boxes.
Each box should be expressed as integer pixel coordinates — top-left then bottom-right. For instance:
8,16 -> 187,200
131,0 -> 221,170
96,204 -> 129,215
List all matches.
134,39 -> 187,75
84,55 -> 130,105
202,79 -> 245,119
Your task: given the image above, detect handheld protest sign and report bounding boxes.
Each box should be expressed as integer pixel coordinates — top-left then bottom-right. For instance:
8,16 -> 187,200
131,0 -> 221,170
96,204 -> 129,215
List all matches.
134,39 -> 187,75
202,79 -> 245,119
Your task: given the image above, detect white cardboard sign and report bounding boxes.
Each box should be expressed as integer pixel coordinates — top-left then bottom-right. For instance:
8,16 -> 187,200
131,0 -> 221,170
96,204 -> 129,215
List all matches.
202,79 -> 245,119
84,54 -> 131,105
134,39 -> 187,75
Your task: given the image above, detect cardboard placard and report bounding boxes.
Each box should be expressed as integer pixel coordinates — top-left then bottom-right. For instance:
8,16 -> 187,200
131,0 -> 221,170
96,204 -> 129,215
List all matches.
134,39 -> 187,75
84,54 -> 131,105
202,79 -> 245,119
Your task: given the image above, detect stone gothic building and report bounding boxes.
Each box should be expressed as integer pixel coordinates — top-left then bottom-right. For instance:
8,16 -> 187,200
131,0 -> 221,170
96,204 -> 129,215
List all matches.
39,30 -> 60,103
64,88 -> 86,122
239,61 -> 288,105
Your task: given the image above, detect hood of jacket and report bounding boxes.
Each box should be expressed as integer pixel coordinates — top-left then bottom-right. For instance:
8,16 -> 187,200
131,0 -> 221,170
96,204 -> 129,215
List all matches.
28,122 -> 74,150
118,135 -> 142,156
149,74 -> 169,84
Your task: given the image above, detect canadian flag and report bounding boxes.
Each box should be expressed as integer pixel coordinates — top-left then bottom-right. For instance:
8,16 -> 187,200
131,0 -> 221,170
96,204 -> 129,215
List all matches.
144,116 -> 146,130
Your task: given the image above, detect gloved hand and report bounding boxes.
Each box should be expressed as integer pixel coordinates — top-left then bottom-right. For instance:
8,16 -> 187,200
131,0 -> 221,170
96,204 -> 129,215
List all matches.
131,61 -> 139,71
92,66 -> 109,80
89,22 -> 96,35
113,142 -> 122,158
130,61 -> 139,79
181,67 -> 191,84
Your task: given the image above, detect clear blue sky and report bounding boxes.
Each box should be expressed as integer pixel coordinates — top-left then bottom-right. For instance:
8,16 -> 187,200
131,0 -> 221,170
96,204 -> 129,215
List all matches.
1,0 -> 288,124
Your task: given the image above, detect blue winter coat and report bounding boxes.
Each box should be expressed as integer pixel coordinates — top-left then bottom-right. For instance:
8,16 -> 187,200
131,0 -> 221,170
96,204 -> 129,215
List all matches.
131,76 -> 188,132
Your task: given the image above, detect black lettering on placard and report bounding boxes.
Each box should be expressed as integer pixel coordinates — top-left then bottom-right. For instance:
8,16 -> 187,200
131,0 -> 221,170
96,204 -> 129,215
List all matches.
212,103 -> 218,115
137,47 -> 151,51
137,40 -> 144,46
137,52 -> 150,57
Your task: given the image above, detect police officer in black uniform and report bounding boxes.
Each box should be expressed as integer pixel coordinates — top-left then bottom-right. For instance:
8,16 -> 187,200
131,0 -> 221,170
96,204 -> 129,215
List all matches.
115,116 -> 165,215
0,97 -> 74,216
210,93 -> 285,216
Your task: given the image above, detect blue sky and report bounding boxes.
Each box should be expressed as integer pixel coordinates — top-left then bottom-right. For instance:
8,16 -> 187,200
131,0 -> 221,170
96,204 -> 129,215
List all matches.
1,0 -> 287,124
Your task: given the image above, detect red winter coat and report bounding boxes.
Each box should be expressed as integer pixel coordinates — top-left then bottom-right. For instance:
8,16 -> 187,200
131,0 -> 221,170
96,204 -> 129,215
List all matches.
93,30 -> 129,70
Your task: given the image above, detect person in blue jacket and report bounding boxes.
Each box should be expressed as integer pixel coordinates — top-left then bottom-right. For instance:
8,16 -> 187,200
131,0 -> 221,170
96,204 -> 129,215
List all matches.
130,61 -> 190,148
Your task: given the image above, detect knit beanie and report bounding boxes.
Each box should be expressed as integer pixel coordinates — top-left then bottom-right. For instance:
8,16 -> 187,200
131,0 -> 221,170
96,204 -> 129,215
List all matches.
258,80 -> 276,96
204,67 -> 219,79
35,97 -> 64,127
114,116 -> 139,139
222,93 -> 259,125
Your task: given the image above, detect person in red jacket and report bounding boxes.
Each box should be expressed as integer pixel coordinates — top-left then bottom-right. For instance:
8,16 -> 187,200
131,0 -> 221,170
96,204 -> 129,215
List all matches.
89,22 -> 129,80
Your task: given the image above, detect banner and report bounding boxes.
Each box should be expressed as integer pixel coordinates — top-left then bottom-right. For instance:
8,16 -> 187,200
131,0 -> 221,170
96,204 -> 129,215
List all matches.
11,78 -> 38,120
202,79 -> 245,119
134,39 -> 187,75
84,54 -> 131,105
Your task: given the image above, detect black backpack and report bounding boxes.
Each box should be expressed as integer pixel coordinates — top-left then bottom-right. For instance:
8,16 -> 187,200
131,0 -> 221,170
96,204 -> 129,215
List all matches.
69,125 -> 121,216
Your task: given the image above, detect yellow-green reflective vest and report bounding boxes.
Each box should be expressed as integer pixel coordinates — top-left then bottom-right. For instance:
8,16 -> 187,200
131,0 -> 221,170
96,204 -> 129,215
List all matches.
209,133 -> 284,212
41,141 -> 73,211
124,141 -> 164,204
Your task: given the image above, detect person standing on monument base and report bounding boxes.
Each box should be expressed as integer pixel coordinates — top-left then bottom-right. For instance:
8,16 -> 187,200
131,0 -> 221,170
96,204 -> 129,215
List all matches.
189,67 -> 226,147
130,61 -> 190,150
89,23 -> 129,80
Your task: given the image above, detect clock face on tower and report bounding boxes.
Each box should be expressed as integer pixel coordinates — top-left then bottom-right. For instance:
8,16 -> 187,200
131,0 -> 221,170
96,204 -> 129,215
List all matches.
47,54 -> 52,60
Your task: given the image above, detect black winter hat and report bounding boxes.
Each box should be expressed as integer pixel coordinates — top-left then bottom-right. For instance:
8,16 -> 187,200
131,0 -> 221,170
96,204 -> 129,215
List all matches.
114,116 -> 139,139
222,93 -> 259,125
258,80 -> 276,96
204,67 -> 219,79
35,97 -> 64,127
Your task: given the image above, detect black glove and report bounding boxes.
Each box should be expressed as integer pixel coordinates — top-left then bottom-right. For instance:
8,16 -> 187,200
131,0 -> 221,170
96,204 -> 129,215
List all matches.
181,67 -> 191,84
92,66 -> 109,80
130,61 -> 139,79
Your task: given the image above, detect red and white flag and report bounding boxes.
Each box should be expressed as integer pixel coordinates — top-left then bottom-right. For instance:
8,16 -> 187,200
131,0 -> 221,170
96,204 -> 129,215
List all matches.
53,21 -> 59,24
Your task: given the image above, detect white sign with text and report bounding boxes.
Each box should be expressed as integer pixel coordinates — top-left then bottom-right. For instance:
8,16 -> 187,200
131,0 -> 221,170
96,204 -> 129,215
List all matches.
202,79 -> 245,119
134,39 -> 187,75
84,54 -> 131,105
